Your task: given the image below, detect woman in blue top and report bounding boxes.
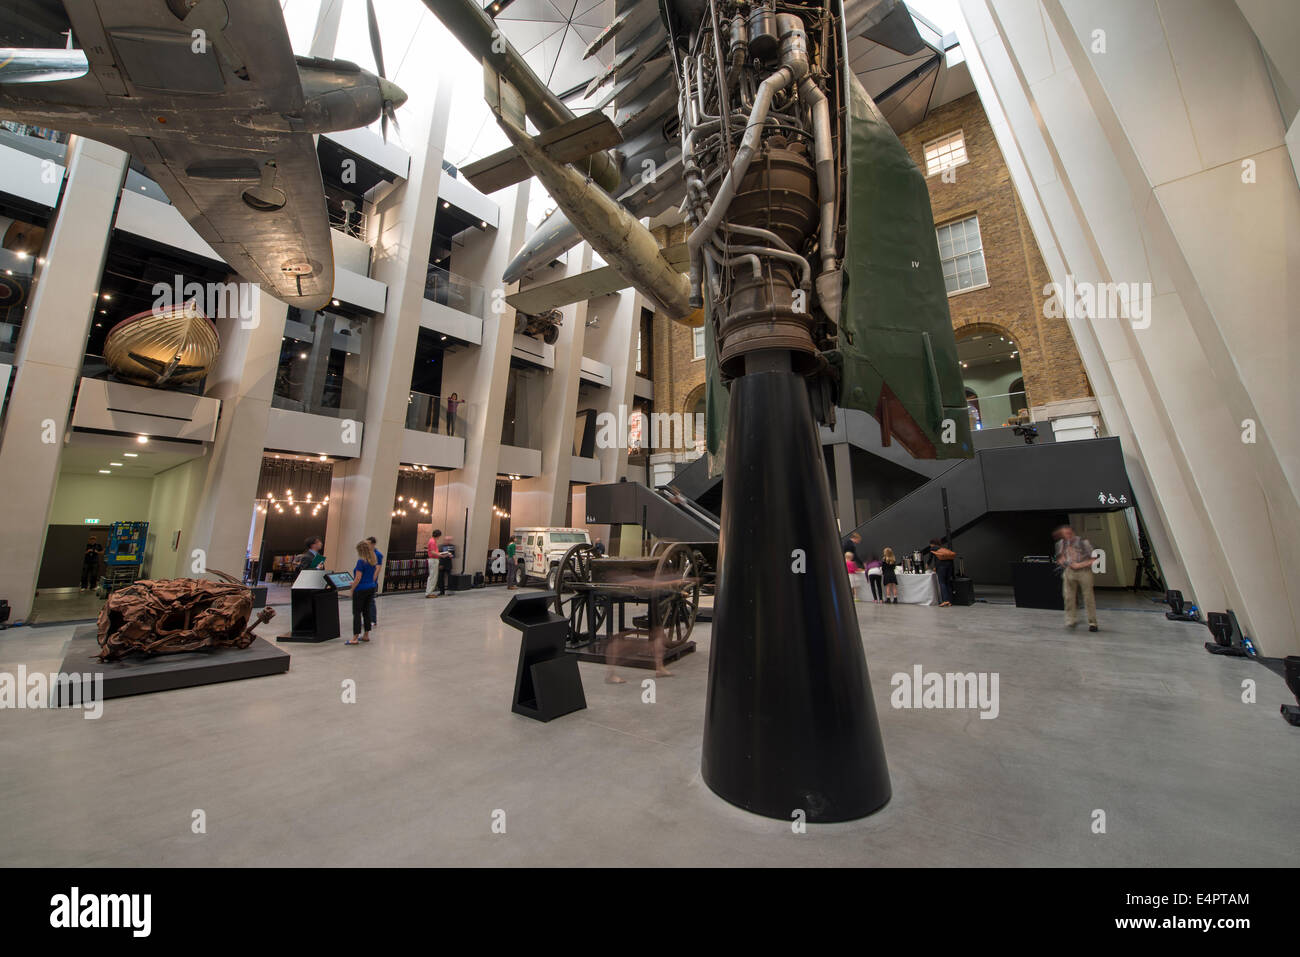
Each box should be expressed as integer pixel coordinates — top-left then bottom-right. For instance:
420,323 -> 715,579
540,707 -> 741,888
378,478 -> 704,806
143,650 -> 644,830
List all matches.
344,540 -> 379,644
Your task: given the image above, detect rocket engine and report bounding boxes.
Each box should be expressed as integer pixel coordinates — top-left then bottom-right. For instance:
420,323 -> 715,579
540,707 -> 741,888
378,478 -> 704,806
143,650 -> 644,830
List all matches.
675,0 -> 844,380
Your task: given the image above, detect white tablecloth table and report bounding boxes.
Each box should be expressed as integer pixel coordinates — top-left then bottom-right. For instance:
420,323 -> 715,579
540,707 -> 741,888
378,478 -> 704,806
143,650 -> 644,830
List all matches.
896,571 -> 940,605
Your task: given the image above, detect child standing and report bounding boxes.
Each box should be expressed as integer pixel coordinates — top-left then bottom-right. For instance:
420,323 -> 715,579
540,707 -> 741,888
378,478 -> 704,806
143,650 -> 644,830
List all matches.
865,554 -> 884,602
881,547 -> 899,603
845,551 -> 865,602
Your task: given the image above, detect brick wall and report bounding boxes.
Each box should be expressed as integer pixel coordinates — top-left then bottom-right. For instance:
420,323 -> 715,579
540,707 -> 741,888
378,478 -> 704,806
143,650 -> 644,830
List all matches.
898,92 -> 1091,407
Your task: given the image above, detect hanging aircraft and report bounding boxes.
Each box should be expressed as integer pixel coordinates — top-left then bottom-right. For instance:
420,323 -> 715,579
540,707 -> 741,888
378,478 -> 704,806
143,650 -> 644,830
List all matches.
0,0 -> 406,311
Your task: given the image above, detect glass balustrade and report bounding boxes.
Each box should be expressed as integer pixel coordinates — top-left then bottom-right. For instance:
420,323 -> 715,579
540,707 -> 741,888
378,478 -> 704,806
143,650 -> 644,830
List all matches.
406,390 -> 472,438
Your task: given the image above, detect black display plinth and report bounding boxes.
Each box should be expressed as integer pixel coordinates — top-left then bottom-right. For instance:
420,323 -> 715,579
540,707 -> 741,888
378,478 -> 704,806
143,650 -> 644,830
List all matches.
55,626 -> 289,701
703,370 -> 891,823
1011,561 -> 1064,610
501,593 -> 586,722
278,570 -> 341,642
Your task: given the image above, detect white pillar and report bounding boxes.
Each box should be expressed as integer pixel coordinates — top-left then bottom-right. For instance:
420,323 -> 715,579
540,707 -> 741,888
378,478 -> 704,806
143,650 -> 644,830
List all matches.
0,137 -> 126,619
512,244 -> 593,525
955,0 -> 1300,654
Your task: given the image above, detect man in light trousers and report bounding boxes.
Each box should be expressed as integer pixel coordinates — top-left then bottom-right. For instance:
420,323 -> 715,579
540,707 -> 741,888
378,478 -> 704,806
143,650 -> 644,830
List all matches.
1054,524 -> 1098,632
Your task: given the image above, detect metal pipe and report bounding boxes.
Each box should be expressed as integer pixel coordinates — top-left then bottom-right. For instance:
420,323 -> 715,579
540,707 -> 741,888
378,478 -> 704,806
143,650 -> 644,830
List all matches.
799,75 -> 837,273
705,245 -> 763,282
688,61 -> 801,265
722,222 -> 796,254
712,236 -> 812,290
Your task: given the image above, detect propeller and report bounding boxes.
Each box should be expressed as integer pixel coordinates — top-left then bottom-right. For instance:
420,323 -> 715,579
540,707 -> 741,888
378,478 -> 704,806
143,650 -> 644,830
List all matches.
366,0 -> 403,143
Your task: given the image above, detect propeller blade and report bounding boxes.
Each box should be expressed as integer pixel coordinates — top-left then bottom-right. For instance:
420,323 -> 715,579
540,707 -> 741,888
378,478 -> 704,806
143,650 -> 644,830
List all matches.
366,0 -> 386,79
381,108 -> 389,144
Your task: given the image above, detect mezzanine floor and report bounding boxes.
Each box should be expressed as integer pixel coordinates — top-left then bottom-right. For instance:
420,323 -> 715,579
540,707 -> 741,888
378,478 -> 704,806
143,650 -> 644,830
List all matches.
1,586 -> 1296,866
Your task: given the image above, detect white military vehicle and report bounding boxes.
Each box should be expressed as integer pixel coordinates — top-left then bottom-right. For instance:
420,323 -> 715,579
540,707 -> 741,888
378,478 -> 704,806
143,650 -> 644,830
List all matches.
514,527 -> 592,588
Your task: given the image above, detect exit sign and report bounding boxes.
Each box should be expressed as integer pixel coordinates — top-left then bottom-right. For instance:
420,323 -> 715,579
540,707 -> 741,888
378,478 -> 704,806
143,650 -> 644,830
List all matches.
84,518 -> 100,524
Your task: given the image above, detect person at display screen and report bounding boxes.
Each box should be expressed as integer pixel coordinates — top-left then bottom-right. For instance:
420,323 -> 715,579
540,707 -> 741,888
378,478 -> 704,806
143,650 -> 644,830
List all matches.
80,535 -> 104,592
881,547 -> 899,603
342,540 -> 379,645
366,536 -> 383,629
425,530 -> 451,598
1054,523 -> 1099,632
297,537 -> 325,571
437,536 -> 455,596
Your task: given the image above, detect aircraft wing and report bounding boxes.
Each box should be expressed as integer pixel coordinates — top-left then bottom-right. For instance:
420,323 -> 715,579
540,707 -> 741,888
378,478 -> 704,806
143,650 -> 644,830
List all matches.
61,0 -> 305,111
0,1 -> 332,309
130,130 -> 334,310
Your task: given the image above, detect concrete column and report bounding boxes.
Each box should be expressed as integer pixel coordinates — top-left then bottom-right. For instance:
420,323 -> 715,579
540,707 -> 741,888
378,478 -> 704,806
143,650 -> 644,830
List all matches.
440,179 -> 533,575
0,137 -> 126,620
512,244 -> 593,526
326,51 -> 452,566
833,442 -> 856,533
181,290 -> 289,577
588,288 -> 643,484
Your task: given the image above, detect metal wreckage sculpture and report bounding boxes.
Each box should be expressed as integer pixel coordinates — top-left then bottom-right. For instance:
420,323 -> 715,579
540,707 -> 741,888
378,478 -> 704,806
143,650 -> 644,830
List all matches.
433,0 -> 972,821
96,570 -> 275,662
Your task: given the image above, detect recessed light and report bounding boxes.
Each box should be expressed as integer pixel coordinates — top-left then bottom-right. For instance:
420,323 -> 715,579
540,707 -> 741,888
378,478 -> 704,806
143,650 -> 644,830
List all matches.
102,293 -> 112,301
98,469 -> 111,474
110,462 -> 123,466
123,453 -> 138,457
331,299 -> 340,306
136,435 -> 148,444
442,201 -> 449,208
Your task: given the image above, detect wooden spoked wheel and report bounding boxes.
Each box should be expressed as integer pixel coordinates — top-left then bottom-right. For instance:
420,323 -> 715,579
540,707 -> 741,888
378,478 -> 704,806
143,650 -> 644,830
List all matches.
650,542 -> 700,649
551,543 -> 603,646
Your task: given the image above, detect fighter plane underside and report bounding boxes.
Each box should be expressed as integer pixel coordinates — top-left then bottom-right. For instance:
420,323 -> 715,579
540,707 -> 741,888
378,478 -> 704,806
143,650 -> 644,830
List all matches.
0,0 -> 406,311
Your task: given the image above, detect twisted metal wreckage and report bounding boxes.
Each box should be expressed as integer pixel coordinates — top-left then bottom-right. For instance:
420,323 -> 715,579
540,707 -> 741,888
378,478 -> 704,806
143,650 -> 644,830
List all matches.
95,571 -> 275,662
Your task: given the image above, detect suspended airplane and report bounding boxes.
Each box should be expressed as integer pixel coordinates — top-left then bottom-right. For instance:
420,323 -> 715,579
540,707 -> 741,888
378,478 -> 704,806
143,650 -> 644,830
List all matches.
0,0 -> 406,311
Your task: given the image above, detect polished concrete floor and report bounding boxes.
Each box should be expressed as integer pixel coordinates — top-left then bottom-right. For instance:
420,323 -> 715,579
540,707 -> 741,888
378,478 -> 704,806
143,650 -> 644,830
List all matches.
1,586 -> 1296,866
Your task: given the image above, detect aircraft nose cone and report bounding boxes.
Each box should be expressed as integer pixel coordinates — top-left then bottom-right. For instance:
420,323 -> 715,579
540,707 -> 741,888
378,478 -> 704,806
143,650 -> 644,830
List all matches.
380,78 -> 408,110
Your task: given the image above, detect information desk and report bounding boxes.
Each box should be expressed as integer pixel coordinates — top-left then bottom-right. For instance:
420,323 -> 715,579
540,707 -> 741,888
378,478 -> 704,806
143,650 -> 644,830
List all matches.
896,571 -> 939,605
277,569 -> 348,642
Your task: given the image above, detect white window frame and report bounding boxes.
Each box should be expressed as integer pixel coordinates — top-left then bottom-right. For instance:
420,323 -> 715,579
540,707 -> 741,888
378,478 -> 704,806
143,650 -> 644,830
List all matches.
923,129 -> 969,178
936,214 -> 989,297
635,334 -> 642,373
692,325 -> 705,361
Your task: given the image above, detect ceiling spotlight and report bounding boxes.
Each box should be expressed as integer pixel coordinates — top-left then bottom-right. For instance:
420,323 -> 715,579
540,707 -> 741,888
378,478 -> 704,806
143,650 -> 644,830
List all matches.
110,461 -> 123,466
299,352 -> 308,359
331,299 -> 340,307
480,221 -> 487,228
101,293 -> 112,301
319,454 -> 327,461
136,435 -> 148,444
98,469 -> 111,474
124,452 -> 138,457
442,201 -> 449,208
15,251 -> 27,260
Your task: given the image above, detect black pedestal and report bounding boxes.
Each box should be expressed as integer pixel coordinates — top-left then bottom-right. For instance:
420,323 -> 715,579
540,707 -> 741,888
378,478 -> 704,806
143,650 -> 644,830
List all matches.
278,588 -> 340,642
1011,561 -> 1064,610
702,370 -> 891,823
501,593 -> 586,722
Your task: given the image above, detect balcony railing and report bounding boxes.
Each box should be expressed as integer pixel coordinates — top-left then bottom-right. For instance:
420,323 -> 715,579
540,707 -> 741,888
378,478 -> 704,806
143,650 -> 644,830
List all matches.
425,264 -> 485,316
406,390 -> 472,438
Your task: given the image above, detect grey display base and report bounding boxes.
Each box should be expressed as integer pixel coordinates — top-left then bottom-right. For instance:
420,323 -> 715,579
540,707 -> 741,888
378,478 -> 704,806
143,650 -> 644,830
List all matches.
56,625 -> 290,702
